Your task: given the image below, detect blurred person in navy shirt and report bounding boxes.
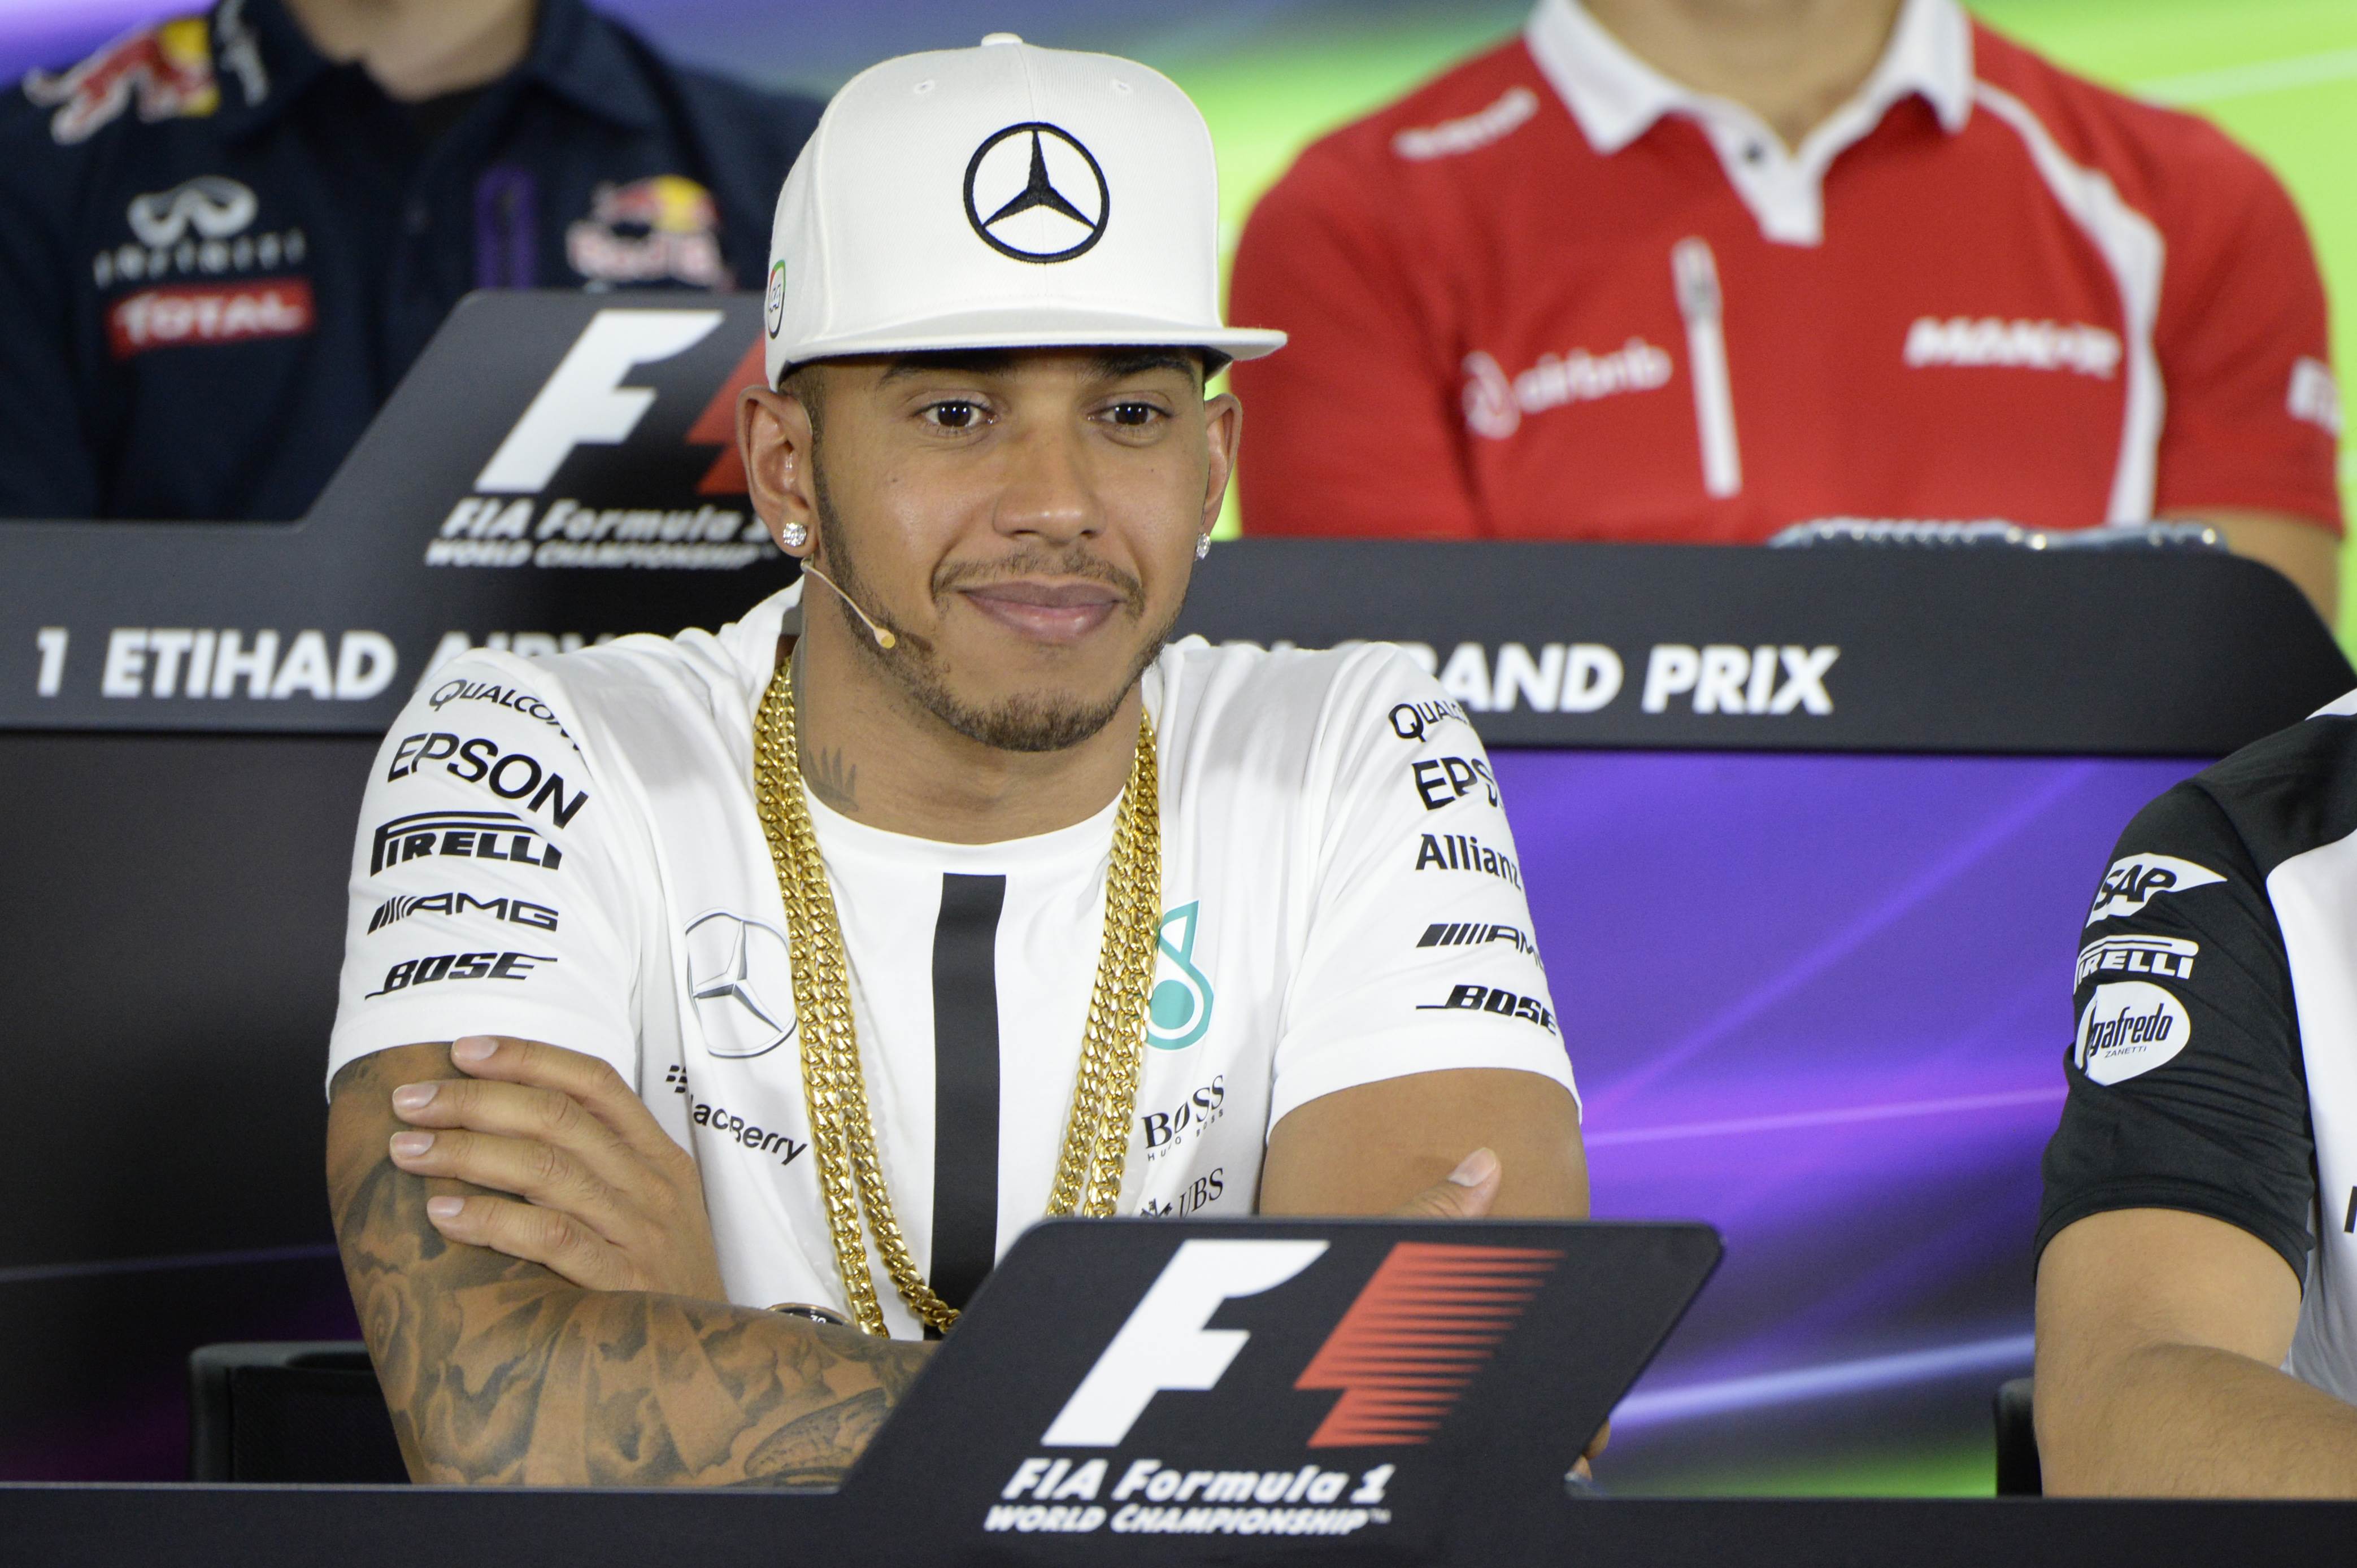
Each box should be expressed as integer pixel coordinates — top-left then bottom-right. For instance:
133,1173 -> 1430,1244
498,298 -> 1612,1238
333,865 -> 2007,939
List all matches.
0,0 -> 821,521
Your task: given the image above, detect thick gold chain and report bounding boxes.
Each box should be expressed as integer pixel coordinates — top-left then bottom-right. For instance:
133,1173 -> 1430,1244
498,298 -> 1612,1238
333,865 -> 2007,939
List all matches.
752,657 -> 1161,1336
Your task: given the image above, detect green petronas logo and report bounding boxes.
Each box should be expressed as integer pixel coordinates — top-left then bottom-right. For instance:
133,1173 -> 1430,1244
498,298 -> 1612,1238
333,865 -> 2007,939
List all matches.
1147,901 -> 1214,1050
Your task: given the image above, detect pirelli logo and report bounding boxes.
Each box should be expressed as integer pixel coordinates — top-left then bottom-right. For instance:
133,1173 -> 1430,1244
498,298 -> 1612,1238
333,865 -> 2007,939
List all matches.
2076,934 -> 2197,989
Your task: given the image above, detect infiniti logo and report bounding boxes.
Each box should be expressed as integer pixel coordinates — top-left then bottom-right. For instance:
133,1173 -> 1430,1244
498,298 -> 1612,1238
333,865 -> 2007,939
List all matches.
127,175 -> 258,248
684,910 -> 797,1059
963,122 -> 1108,263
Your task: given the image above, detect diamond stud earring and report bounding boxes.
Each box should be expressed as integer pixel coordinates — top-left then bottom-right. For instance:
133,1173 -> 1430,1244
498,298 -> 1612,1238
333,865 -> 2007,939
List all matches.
780,519 -> 809,551
1194,533 -> 1211,560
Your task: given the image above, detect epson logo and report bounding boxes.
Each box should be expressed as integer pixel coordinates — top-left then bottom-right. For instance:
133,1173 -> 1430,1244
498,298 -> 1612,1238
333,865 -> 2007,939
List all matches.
2075,934 -> 2197,989
369,811 -> 563,876
365,949 -> 554,999
386,733 -> 589,827
367,891 -> 559,936
1411,756 -> 1498,812
1416,921 -> 1539,961
1416,983 -> 1557,1035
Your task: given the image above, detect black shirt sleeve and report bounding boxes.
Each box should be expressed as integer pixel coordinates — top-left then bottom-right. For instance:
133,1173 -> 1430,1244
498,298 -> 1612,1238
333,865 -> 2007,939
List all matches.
0,98 -> 99,519
2036,779 -> 2315,1281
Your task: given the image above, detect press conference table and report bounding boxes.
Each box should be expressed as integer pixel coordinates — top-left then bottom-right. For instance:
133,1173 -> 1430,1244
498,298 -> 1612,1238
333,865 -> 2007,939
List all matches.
7,1485 -> 2352,1566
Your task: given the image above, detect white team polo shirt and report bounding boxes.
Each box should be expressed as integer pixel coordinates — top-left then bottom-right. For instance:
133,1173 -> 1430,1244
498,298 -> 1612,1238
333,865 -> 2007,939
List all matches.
328,586 -> 1577,1338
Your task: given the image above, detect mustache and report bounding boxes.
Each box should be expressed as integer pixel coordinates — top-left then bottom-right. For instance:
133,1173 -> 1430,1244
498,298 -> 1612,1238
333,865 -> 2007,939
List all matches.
932,546 -> 1145,612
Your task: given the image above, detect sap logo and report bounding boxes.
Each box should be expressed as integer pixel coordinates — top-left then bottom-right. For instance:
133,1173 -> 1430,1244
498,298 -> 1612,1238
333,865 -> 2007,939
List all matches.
1641,644 -> 1836,715
96,628 -> 395,701
2075,934 -> 2197,989
365,949 -> 553,999
475,309 -> 724,493
1416,982 -> 1557,1034
1417,921 -> 1541,965
1411,756 -> 1498,812
1141,1075 -> 1226,1152
1040,1238 -> 1558,1451
2087,854 -> 2225,925
369,811 -> 563,876
2075,980 -> 2189,1086
1386,698 -> 1468,743
366,891 -> 558,935
1406,642 -> 1624,715
386,733 -> 589,827
1140,1170 -> 1228,1218
1413,832 -> 1522,888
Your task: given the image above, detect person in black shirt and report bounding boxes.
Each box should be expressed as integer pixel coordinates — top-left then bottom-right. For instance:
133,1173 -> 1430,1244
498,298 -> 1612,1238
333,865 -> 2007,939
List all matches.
2037,694 -> 2357,1494
0,0 -> 821,522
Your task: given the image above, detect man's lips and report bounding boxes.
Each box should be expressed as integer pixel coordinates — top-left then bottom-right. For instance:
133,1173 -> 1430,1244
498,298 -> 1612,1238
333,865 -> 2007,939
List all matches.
957,580 -> 1126,643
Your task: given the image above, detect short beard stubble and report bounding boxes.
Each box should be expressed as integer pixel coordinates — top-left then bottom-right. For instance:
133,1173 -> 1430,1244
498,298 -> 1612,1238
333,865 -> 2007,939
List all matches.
806,450 -> 1180,753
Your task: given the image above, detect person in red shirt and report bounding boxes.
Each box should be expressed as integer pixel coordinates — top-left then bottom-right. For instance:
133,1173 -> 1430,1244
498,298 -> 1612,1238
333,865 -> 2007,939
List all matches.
1228,0 -> 2344,622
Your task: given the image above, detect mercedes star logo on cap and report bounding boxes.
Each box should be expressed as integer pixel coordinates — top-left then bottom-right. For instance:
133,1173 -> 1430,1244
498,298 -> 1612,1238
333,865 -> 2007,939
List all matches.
962,121 -> 1108,263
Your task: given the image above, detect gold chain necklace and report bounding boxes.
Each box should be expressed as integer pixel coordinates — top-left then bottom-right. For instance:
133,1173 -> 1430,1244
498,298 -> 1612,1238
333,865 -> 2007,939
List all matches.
752,657 -> 1162,1335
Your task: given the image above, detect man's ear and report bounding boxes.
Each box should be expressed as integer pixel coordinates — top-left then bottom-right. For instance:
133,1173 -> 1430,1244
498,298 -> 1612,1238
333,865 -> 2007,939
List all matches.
1199,390 -> 1242,537
737,384 -> 816,554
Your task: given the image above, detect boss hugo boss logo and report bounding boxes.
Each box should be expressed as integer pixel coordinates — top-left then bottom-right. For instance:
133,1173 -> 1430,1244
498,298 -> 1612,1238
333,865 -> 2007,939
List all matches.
964,122 -> 1110,263
684,910 -> 797,1059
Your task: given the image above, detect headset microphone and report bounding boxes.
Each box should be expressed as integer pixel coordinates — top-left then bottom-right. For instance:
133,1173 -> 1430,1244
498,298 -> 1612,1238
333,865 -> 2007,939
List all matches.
801,563 -> 898,650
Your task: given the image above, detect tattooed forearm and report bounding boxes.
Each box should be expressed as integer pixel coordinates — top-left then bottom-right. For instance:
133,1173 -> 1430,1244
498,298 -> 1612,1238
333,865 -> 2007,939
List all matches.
803,746 -> 859,815
326,1044 -> 931,1486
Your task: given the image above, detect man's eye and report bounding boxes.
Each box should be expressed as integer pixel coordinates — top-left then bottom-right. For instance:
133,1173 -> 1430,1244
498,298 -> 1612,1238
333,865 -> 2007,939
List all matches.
1106,402 -> 1163,428
924,401 -> 984,430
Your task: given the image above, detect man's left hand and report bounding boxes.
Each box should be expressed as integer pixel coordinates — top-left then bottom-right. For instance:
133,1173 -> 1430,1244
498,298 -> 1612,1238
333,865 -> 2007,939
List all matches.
385,1035 -> 726,1300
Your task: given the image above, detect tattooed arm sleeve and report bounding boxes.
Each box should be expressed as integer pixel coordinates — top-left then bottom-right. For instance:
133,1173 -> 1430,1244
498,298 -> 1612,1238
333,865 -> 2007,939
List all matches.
327,1042 -> 931,1487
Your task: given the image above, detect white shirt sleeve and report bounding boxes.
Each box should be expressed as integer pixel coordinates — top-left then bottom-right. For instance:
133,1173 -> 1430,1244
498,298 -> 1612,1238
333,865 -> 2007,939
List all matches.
1268,644 -> 1579,1130
325,655 -> 642,1094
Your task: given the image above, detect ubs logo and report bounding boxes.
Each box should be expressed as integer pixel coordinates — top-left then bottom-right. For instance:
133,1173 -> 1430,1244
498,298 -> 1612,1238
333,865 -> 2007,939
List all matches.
684,910 -> 797,1059
963,123 -> 1109,263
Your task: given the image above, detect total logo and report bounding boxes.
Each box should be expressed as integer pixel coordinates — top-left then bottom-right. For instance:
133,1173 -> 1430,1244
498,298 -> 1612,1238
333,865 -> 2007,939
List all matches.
984,1237 -> 1558,1538
2075,980 -> 2190,1086
683,910 -> 796,1059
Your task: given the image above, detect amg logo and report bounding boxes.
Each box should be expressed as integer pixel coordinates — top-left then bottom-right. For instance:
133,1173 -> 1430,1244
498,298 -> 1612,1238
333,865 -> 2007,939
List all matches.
2075,934 -> 2196,988
1417,921 -> 1538,960
367,891 -> 559,935
1416,983 -> 1556,1035
369,811 -> 562,876
366,949 -> 554,998
1412,833 -> 1521,888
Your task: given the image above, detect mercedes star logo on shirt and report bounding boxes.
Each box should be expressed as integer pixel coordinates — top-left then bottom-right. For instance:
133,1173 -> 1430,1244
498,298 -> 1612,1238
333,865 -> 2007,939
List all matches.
684,909 -> 797,1058
963,121 -> 1108,263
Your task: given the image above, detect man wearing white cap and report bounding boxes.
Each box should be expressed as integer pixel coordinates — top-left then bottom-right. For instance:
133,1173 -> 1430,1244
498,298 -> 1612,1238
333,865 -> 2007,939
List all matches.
323,36 -> 1586,1487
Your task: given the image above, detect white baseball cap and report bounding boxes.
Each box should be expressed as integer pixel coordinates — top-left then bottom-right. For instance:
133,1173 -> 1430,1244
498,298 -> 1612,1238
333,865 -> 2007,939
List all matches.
762,33 -> 1285,382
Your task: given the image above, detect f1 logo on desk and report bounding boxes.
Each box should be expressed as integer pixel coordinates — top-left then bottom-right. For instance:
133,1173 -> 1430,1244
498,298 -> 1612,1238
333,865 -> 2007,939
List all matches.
982,1238 -> 1560,1541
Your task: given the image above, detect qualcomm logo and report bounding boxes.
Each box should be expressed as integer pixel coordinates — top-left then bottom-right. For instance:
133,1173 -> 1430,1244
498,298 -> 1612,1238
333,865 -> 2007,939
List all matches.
684,909 -> 797,1059
1149,902 -> 1214,1051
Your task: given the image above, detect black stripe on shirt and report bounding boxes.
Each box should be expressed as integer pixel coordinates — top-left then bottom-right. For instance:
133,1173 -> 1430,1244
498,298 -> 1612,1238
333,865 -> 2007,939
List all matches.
929,872 -> 1006,1317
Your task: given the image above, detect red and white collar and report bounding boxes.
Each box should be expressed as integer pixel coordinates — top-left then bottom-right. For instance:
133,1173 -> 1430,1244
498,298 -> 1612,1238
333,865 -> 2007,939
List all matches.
1523,0 -> 1974,245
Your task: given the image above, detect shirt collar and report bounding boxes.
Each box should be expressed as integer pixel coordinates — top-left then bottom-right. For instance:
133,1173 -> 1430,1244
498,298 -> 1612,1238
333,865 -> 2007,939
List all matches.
1523,0 -> 1973,157
207,0 -> 662,141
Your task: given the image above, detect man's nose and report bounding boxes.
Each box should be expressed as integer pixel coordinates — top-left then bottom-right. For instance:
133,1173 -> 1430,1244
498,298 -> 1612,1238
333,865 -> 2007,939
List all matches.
988,421 -> 1101,546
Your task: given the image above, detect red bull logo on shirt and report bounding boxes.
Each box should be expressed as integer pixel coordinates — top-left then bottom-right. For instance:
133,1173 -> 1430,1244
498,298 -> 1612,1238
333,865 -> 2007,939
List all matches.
566,175 -> 727,288
23,19 -> 219,146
